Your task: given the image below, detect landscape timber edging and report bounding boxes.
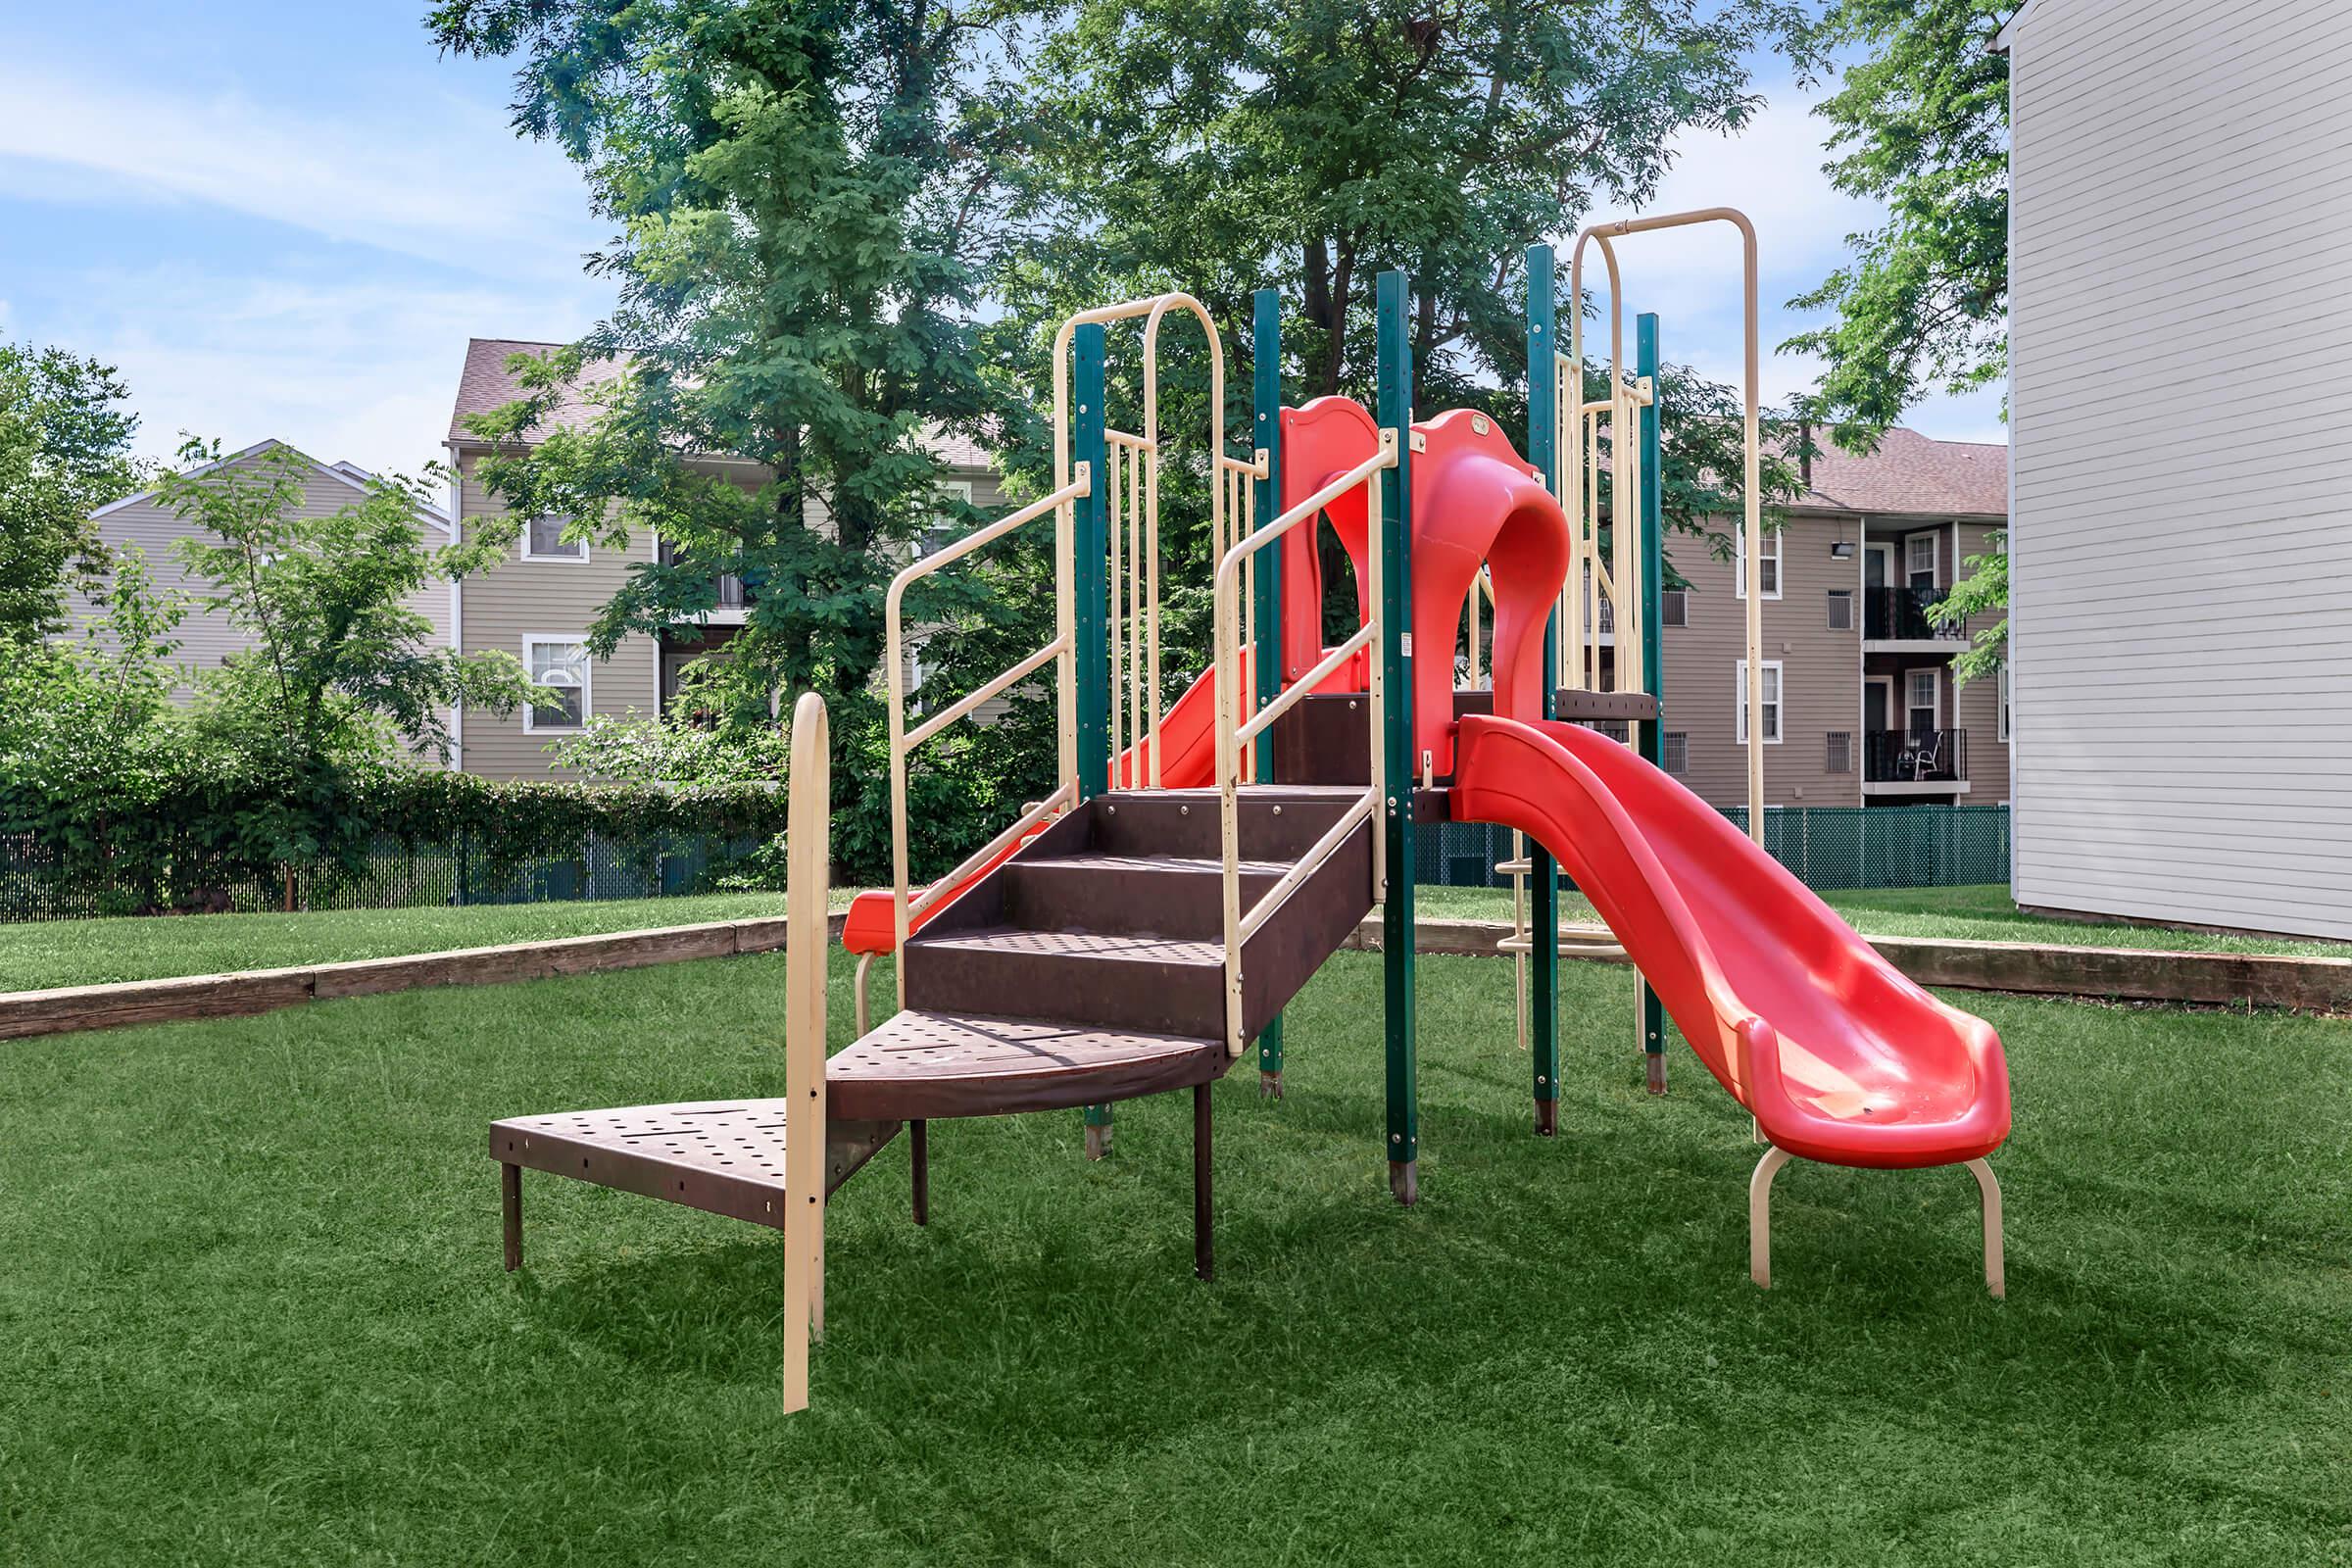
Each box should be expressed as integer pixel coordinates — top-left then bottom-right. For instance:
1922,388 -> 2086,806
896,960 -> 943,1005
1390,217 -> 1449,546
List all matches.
9,906 -> 2349,1045
1343,916 -> 2352,1014
0,913 -> 836,1043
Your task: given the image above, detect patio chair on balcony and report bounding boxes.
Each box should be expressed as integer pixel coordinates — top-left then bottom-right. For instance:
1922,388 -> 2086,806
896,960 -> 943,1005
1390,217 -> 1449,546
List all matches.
1912,735 -> 1944,781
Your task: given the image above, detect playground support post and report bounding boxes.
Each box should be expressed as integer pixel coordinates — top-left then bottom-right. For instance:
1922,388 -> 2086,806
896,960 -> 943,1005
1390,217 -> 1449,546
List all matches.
1637,312 -> 1668,1093
1250,287 -> 1287,1098
1075,321 -> 1115,1155
1376,269 -> 1419,1204
1524,243 -> 1562,1137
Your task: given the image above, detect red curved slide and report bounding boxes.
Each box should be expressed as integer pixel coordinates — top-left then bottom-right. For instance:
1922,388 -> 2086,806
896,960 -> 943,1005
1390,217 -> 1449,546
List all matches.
1450,713 -> 2010,1171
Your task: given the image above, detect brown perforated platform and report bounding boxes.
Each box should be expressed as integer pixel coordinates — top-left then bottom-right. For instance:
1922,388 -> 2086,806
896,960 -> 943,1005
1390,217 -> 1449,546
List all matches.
826,1010 -> 1224,1120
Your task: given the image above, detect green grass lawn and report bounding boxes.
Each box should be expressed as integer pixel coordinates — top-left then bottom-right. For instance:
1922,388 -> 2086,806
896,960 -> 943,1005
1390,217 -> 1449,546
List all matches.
0,891 -> 847,993
1415,881 -> 2352,960
4,948 -> 2346,1566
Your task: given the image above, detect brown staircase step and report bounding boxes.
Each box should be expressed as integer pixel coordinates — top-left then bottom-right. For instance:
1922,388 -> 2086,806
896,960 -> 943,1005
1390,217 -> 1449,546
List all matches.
905,925 -> 1224,1038
1002,852 -> 1289,939
826,1009 -> 1226,1120
1090,786 -> 1365,861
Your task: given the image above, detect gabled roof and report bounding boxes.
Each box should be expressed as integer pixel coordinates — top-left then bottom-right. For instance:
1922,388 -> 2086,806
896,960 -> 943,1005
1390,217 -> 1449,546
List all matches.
1794,426 -> 2007,518
91,439 -> 453,532
1991,2 -> 2034,53
446,337 -> 631,447
447,336 -> 1001,471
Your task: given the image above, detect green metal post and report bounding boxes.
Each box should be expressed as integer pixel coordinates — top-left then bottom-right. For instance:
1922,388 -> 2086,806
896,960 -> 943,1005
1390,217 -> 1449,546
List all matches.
1251,288 -> 1287,1098
1525,244 -> 1562,1137
1075,322 -> 1116,1152
1377,270 -> 1419,1204
1637,312 -> 1669,1094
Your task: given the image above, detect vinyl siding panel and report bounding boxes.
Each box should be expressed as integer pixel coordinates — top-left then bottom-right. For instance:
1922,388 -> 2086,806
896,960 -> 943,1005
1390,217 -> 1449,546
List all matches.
1659,512 -> 1860,808
2007,0 -> 2352,939
452,453 -> 660,780
65,452 -> 453,706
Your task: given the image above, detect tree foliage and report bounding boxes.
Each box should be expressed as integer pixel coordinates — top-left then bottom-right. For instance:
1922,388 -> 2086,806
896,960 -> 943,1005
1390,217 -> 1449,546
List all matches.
157,441 -> 530,774
1784,0 -> 2009,437
0,340 -> 148,649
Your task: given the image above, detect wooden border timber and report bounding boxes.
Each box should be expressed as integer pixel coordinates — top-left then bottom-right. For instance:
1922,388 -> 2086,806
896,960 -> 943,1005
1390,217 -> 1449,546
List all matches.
1344,916 -> 2352,1015
0,913 -> 845,1043
10,906 -> 2351,1047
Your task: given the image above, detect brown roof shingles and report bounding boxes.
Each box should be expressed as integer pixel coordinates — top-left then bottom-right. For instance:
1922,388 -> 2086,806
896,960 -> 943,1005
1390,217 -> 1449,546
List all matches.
1796,426 -> 2007,516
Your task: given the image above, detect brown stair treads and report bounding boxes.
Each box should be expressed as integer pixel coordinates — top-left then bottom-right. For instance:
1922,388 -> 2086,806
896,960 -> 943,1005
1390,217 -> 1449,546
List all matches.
826,1009 -> 1226,1120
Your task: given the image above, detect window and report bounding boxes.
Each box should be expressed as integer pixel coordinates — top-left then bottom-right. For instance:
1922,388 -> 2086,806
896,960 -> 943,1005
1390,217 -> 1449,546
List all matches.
523,514 -> 586,562
1662,732 -> 1689,775
1825,589 -> 1853,631
524,638 -> 590,731
936,478 -> 975,505
1661,589 -> 1688,628
1906,667 -> 1939,739
1734,528 -> 1782,599
1905,531 -> 1938,591
1998,664 -> 2012,743
1825,731 -> 1853,773
1734,659 -> 1783,745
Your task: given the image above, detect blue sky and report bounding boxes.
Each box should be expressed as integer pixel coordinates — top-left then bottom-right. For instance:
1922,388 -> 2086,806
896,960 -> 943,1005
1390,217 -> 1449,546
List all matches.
0,5 -> 2006,480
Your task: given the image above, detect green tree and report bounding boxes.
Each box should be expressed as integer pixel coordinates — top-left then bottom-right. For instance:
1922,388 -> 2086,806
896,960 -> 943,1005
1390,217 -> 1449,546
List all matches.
993,0 -> 1819,662
1784,0 -> 2010,678
0,340 -> 148,648
158,441 -> 530,775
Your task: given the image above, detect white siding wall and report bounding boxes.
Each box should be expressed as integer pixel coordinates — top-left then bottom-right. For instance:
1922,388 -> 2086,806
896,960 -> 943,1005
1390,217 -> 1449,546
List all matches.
2007,0 -> 2352,938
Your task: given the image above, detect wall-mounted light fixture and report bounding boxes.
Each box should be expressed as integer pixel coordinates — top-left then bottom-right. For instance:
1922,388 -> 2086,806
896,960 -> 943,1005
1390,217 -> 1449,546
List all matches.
1830,540 -> 1856,560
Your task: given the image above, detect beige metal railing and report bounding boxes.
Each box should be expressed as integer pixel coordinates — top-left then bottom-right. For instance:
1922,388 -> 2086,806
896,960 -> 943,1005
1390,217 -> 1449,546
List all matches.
1209,429 -> 1396,1055
885,473 -> 1091,1006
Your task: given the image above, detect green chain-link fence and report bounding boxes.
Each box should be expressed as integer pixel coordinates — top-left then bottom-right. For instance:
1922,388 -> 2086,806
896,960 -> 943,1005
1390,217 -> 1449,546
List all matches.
1417,805 -> 2010,893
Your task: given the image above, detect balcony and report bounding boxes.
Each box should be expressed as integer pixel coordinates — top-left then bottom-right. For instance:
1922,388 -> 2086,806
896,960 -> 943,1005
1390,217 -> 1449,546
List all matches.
1864,586 -> 1963,645
1864,728 -> 1969,795
658,541 -> 755,625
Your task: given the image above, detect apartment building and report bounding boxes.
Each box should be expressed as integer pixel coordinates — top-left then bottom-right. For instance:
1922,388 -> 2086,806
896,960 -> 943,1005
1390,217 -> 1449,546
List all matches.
1658,427 -> 2010,810
68,440 -> 456,700
444,338 -> 1004,778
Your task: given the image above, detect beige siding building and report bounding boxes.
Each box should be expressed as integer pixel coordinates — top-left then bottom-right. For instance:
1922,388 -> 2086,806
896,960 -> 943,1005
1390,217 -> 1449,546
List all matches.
69,441 -> 455,704
444,338 -> 1004,778
1659,428 -> 2010,810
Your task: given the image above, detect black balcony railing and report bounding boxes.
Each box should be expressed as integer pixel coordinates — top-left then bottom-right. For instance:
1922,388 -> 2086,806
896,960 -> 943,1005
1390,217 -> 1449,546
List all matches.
1865,727 -> 1968,784
659,542 -> 755,612
1864,585 -> 1963,641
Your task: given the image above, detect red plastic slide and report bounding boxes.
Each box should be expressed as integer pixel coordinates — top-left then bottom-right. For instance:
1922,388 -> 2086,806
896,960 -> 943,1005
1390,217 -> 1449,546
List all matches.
1450,713 -> 2010,1171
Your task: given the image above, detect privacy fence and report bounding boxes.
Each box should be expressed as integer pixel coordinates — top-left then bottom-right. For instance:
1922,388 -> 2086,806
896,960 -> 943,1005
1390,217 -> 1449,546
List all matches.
1419,805 -> 2012,894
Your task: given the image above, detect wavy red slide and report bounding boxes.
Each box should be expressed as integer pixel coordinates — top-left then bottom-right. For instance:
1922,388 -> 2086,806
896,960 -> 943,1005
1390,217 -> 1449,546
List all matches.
1450,713 -> 2010,1171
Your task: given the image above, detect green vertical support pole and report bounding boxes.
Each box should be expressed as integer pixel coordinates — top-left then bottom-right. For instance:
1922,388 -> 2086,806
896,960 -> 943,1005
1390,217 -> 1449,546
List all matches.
1637,312 -> 1669,1094
1525,244 -> 1563,1138
1075,322 -> 1117,1153
1250,288 -> 1288,1099
1377,270 -> 1420,1205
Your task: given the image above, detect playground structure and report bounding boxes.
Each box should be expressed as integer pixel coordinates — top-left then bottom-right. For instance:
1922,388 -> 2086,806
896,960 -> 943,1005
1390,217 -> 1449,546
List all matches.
493,214 -> 2013,1411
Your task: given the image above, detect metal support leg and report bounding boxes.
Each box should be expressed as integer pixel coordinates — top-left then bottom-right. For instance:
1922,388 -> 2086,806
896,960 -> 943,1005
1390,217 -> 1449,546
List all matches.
1968,1157 -> 2005,1299
910,1119 -> 929,1226
1748,1144 -> 1790,1289
1389,1160 -> 1419,1205
855,954 -> 873,1037
1084,1102 -> 1113,1159
1194,1084 -> 1213,1282
501,1162 -> 522,1272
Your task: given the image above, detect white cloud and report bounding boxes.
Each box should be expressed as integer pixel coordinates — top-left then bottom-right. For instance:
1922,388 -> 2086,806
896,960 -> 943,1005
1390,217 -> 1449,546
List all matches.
66,267 -> 605,476
0,60 -> 605,277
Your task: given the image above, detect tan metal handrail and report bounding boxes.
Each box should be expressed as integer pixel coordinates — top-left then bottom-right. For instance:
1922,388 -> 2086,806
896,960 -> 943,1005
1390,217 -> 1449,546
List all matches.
885,474 -> 1091,1004
1209,430 -> 1397,1055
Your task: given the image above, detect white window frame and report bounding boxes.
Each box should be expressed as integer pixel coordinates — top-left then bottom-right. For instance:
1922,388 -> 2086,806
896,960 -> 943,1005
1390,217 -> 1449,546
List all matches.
1734,659 -> 1784,746
1826,588 -> 1853,631
1734,527 -> 1783,600
1906,666 -> 1940,737
521,514 -> 590,563
1903,529 -> 1939,591
522,636 -> 592,732
1998,664 -> 2012,744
